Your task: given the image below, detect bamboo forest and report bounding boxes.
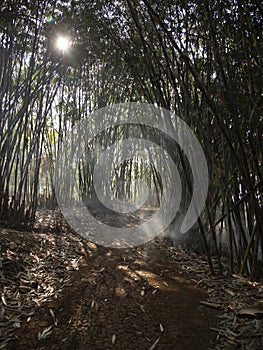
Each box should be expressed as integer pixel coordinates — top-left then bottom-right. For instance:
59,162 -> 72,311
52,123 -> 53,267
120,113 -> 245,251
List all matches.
0,1 -> 262,349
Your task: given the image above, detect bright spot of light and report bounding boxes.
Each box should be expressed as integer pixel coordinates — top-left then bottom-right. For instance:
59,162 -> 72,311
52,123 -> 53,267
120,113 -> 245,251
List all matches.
56,36 -> 71,52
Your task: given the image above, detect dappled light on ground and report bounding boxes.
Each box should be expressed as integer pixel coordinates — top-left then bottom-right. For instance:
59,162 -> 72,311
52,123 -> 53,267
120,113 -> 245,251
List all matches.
1,210 -> 262,349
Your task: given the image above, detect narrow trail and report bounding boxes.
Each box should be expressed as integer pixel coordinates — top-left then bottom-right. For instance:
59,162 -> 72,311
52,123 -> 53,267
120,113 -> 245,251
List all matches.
7,240 -> 217,350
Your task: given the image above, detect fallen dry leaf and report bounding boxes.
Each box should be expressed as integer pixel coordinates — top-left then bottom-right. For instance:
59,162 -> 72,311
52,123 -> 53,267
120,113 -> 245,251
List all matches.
199,301 -> 222,310
149,337 -> 160,350
236,307 -> 263,318
38,325 -> 53,340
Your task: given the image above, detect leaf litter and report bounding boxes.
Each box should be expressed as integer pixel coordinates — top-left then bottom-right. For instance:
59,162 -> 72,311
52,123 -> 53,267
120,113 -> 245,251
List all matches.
0,209 -> 262,349
0,209 -> 92,348
165,243 -> 263,350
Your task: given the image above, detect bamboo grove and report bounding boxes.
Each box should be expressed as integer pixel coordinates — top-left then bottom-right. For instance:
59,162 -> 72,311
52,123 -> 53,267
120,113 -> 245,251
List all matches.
0,0 -> 262,278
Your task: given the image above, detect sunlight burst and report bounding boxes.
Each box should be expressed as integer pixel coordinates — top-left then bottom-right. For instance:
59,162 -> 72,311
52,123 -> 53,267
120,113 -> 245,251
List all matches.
56,36 -> 71,52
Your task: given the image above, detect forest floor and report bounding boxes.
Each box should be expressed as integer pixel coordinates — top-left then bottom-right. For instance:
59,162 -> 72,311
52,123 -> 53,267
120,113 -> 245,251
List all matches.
1,210 -> 263,350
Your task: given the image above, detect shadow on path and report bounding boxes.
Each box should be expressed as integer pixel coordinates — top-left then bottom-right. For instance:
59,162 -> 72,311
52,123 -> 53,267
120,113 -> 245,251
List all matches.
8,241 -> 217,350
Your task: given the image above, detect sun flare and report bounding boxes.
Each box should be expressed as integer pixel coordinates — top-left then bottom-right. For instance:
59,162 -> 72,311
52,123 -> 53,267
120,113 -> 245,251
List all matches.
56,36 -> 71,52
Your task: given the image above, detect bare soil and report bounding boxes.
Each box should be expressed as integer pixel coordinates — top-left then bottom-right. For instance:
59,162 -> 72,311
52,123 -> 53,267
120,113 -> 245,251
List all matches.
3,236 -> 217,350
2,210 -> 262,350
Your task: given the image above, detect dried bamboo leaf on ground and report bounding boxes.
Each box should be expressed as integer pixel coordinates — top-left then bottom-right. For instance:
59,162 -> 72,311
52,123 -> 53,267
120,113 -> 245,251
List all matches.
0,216 -> 93,349
236,307 -> 263,318
199,301 -> 222,310
149,337 -> 160,350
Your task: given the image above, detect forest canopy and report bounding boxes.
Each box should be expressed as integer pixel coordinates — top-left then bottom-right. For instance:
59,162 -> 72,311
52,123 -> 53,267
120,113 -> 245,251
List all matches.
0,0 -> 262,278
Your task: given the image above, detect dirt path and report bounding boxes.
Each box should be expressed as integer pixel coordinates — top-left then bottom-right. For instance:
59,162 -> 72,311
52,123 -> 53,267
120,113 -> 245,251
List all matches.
7,241 -> 217,350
